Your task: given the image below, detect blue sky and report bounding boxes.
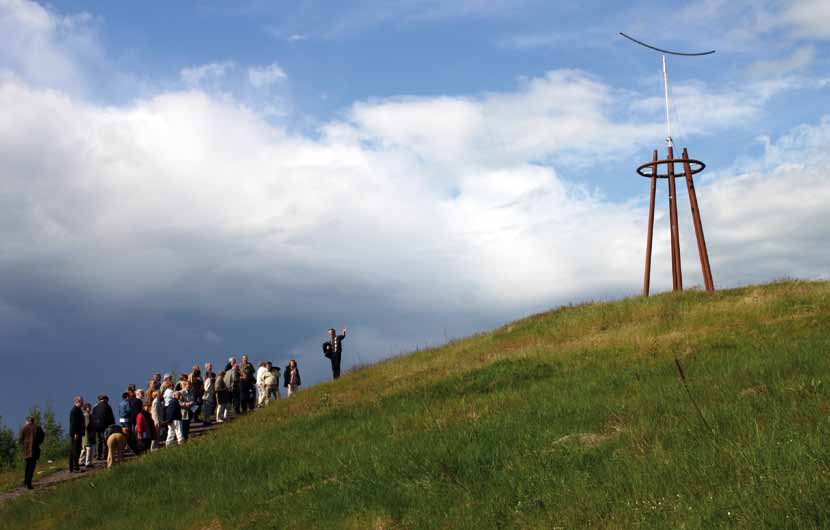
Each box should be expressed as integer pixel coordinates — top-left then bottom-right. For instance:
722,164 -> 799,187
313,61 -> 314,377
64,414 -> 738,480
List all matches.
0,0 -> 828,428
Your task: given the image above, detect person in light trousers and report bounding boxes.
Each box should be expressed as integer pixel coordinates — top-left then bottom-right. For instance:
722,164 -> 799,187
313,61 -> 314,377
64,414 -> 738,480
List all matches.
164,389 -> 185,446
215,371 -> 230,422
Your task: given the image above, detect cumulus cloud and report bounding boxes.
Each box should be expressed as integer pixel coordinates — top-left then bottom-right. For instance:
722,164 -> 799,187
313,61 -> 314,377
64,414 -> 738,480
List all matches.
0,68 -> 826,331
349,70 -> 661,170
0,0 -> 99,93
0,69 -> 663,351
697,118 -> 830,284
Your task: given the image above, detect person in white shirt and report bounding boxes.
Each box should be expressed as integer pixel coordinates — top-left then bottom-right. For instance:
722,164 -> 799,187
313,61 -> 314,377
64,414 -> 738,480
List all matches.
202,362 -> 216,426
256,362 -> 269,407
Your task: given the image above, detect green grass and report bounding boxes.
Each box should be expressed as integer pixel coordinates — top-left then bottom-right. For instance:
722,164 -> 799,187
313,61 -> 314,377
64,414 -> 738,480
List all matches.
2,280 -> 829,529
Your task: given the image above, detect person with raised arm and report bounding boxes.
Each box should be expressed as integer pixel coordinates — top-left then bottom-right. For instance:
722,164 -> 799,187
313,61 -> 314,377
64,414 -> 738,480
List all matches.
326,327 -> 348,380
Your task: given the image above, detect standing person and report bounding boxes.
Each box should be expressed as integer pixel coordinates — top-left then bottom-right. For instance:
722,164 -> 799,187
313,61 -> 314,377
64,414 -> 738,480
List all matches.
237,363 -> 249,414
256,362 -> 269,407
117,392 -> 141,456
117,392 -> 132,430
239,355 -> 256,413
188,365 -> 204,422
227,361 -> 241,415
202,362 -> 216,426
285,360 -> 301,397
150,390 -> 163,450
127,385 -> 142,431
91,395 -> 114,461
215,371 -> 230,422
135,402 -> 156,453
160,373 -> 174,393
164,389 -> 184,446
225,356 -> 236,372
327,327 -> 348,380
268,363 -> 281,401
68,396 -> 85,473
146,378 -> 157,400
19,416 -> 45,489
79,402 -> 94,468
179,381 -> 195,441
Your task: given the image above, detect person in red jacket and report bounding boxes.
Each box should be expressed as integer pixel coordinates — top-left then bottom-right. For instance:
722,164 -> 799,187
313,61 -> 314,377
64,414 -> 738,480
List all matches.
135,402 -> 157,453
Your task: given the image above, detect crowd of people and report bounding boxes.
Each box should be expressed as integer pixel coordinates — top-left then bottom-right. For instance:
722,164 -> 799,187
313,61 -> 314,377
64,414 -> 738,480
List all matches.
17,327 -> 347,490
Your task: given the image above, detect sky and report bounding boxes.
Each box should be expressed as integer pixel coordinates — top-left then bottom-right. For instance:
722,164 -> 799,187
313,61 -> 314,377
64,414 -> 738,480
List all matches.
1,0 -> 828,429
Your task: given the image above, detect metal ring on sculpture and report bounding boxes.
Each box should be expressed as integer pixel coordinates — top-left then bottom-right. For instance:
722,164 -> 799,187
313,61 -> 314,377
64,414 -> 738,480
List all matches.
636,158 -> 705,179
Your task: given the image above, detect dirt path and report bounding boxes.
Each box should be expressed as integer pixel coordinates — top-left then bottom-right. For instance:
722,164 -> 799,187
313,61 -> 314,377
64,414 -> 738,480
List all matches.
0,420 -> 224,505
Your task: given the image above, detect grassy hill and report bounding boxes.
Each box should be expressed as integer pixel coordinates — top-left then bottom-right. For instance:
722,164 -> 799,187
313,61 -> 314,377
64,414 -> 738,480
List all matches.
2,280 -> 829,529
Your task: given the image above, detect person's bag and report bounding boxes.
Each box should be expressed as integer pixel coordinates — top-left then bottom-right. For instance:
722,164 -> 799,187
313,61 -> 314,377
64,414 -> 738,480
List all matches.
323,342 -> 333,359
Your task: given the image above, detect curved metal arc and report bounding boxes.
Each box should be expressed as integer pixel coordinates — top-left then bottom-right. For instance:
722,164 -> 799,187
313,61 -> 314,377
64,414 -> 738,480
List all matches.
619,32 -> 715,56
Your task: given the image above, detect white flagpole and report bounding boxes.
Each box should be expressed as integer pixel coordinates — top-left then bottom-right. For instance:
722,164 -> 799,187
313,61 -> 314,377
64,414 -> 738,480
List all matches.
662,54 -> 673,148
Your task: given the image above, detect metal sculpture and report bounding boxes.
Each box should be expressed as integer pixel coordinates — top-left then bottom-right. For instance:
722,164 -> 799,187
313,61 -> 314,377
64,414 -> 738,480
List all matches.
621,32 -> 716,296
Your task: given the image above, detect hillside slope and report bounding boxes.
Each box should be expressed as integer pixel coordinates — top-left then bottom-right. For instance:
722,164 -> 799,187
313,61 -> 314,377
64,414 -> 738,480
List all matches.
2,281 -> 829,530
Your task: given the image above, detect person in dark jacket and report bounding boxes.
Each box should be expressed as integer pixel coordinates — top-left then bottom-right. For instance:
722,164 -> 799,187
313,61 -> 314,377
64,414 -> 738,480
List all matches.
117,392 -> 132,428
238,369 -> 251,413
91,395 -> 115,460
68,396 -> 85,473
285,359 -> 301,397
117,392 -> 141,455
127,385 -> 142,431
164,389 -> 184,446
238,355 -> 256,413
19,416 -> 45,489
327,327 -> 347,380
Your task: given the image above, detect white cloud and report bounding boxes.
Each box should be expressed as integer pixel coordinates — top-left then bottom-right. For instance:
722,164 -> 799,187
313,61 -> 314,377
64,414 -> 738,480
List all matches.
0,0 -> 100,93
696,118 -> 830,284
786,0 -> 830,40
180,61 -> 235,86
747,46 -> 815,78
673,0 -> 830,47
267,0 -> 536,39
248,63 -> 287,88
0,72 -> 652,323
349,70 -> 661,170
1,66 -> 827,330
